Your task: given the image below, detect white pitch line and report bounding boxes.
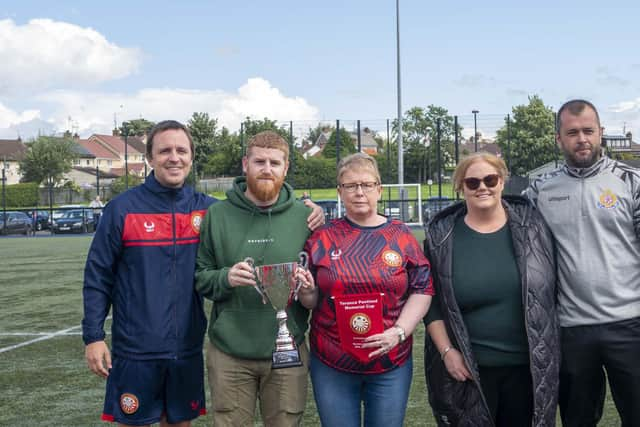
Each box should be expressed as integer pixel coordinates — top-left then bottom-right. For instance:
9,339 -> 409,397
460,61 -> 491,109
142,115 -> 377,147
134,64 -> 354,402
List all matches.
0,332 -> 84,336
0,332 -> 112,336
0,316 -> 112,354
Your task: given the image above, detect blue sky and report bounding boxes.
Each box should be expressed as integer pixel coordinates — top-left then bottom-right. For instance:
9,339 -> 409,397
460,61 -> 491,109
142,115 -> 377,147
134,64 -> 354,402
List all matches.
1,0 -> 639,140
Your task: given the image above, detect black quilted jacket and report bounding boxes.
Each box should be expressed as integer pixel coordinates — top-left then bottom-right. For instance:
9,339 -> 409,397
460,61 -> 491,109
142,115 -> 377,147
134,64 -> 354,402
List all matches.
423,195 -> 559,427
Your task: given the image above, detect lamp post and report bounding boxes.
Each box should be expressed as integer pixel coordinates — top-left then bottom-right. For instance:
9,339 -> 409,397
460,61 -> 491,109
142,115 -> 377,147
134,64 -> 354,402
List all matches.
423,127 -> 432,185
472,109 -> 479,152
122,123 -> 129,190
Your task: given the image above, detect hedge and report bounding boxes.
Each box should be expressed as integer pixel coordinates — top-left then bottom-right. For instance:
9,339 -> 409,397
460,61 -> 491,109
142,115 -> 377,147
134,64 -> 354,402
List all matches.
1,182 -> 39,208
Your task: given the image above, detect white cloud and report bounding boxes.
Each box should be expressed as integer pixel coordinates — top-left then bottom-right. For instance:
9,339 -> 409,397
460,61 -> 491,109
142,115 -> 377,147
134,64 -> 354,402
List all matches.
8,78 -> 319,138
609,98 -> 640,113
605,98 -> 640,134
0,101 -> 40,128
0,18 -> 141,93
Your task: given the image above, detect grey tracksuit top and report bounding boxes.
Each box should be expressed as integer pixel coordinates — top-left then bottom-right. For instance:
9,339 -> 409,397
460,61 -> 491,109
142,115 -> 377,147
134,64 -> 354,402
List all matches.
525,156 -> 640,327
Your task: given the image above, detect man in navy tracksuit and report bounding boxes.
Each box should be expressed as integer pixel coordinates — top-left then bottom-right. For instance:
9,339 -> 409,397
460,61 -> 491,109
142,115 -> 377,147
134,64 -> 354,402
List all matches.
82,120 -> 215,426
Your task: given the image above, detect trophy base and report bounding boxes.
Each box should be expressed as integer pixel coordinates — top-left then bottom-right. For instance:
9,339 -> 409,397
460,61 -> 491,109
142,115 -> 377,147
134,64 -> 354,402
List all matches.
272,348 -> 303,369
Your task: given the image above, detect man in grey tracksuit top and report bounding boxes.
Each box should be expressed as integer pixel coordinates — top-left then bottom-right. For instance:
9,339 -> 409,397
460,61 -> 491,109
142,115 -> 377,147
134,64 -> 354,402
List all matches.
524,99 -> 640,427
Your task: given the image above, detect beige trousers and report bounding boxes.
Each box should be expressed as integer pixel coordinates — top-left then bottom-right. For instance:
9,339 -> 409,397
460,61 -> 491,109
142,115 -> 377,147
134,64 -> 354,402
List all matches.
206,341 -> 309,427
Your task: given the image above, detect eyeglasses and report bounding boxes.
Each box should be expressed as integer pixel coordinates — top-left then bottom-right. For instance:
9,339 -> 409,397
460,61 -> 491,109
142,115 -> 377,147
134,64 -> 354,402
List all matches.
339,182 -> 379,193
463,174 -> 500,190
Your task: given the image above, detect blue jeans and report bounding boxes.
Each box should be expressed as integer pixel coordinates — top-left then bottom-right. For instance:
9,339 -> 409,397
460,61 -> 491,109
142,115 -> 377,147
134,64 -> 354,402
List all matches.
310,353 -> 412,427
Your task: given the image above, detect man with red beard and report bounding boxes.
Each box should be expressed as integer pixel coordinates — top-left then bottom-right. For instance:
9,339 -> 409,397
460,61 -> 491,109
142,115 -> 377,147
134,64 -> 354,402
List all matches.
195,130 -> 321,427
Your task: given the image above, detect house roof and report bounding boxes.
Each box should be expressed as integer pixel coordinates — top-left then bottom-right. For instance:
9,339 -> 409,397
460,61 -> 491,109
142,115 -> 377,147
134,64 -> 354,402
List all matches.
0,139 -> 27,161
72,167 -> 120,179
91,134 -> 145,156
110,163 -> 146,177
72,140 -> 95,158
302,145 -> 323,159
77,139 -> 120,159
352,128 -> 378,149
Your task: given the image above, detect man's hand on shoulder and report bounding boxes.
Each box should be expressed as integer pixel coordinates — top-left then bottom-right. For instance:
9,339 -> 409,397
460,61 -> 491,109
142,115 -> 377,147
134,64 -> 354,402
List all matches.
85,340 -> 111,378
304,199 -> 325,231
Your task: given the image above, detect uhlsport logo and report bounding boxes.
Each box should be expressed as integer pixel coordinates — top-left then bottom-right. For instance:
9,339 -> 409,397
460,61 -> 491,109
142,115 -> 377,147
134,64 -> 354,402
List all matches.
597,189 -> 620,209
120,393 -> 139,415
382,250 -> 402,267
350,313 -> 371,334
191,212 -> 203,233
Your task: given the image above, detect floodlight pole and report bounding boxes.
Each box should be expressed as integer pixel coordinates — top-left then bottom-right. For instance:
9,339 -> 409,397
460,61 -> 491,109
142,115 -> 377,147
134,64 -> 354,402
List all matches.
396,0 -> 404,187
396,0 -> 408,220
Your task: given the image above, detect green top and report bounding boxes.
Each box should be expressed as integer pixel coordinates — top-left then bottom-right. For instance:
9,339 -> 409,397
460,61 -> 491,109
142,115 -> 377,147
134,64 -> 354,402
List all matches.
195,176 -> 312,360
426,217 -> 529,366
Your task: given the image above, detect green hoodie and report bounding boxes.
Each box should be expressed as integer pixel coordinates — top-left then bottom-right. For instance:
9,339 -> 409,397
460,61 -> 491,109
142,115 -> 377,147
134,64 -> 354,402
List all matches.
195,176 -> 312,359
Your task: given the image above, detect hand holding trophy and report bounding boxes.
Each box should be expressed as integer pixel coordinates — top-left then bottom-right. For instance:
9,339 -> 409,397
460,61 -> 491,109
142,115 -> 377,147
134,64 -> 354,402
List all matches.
245,251 -> 309,369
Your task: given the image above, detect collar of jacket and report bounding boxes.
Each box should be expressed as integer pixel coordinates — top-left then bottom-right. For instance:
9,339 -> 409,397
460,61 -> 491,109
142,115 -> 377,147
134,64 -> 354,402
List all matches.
563,155 -> 609,178
143,171 -> 194,200
426,195 -> 533,247
226,176 -> 296,214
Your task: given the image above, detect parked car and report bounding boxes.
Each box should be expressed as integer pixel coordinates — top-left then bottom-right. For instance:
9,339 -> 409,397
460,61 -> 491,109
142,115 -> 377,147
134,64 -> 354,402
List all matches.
25,210 -> 50,231
423,196 -> 456,222
48,205 -> 86,228
0,211 -> 32,235
51,209 -> 95,234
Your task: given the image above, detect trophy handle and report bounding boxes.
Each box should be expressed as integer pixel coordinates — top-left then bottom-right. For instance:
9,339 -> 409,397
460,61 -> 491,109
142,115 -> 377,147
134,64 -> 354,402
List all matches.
298,251 -> 309,269
294,251 -> 310,300
245,257 -> 267,304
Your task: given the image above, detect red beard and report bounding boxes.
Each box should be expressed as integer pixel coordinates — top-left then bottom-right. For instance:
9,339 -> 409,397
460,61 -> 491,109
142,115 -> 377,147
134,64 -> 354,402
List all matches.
247,174 -> 285,203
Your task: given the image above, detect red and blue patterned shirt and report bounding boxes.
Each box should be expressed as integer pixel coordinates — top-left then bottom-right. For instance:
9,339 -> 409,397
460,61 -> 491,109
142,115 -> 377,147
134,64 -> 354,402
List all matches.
304,216 -> 434,374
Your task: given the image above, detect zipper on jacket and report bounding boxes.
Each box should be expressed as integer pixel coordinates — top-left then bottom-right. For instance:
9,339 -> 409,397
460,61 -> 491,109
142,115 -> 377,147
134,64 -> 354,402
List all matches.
520,224 -> 536,424
580,178 -> 587,218
171,193 -> 178,359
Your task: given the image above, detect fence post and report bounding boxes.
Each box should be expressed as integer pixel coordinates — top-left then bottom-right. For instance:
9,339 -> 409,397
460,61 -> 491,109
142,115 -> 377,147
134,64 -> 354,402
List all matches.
454,116 -> 459,200
436,119 -> 442,199
507,114 -> 511,172
336,120 -> 341,164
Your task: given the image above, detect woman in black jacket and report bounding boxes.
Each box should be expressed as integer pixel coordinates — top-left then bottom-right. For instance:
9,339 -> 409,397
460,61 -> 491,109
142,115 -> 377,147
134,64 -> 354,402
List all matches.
423,153 -> 559,427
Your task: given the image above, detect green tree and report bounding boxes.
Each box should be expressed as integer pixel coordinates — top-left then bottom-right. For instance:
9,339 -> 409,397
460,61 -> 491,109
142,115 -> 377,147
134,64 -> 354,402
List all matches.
376,138 -> 398,185
292,154 -> 336,189
187,112 -> 217,180
322,128 -> 356,159
393,106 -> 458,183
495,95 -> 557,176
241,117 -> 289,142
19,136 -> 78,186
120,118 -> 155,136
204,127 -> 242,177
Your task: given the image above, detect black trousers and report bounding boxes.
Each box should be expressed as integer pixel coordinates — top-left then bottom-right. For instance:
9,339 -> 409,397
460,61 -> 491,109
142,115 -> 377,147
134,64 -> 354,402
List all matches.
478,364 -> 533,427
559,316 -> 640,427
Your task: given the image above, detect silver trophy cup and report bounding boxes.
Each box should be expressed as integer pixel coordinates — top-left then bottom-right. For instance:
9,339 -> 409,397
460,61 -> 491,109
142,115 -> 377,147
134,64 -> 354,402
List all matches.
246,251 -> 309,369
